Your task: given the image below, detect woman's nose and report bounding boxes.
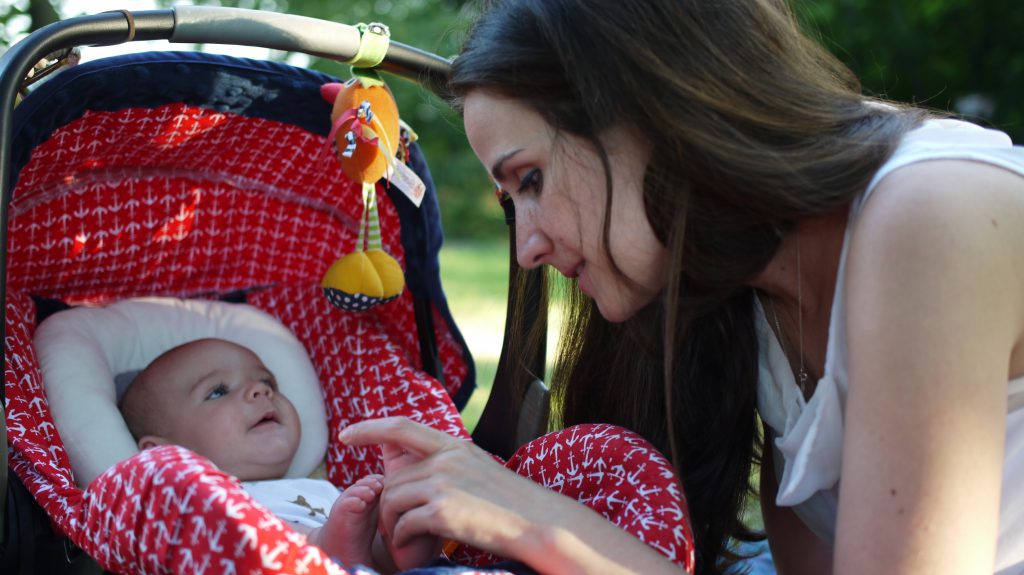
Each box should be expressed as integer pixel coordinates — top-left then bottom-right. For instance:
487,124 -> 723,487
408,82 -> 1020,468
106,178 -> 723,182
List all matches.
515,210 -> 552,270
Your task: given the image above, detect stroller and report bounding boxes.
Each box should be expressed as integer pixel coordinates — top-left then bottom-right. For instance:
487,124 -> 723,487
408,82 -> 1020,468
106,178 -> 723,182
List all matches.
0,7 -> 693,575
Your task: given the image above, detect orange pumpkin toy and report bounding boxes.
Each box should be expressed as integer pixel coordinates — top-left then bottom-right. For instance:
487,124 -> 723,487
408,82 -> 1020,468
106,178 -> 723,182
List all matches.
328,74 -> 400,183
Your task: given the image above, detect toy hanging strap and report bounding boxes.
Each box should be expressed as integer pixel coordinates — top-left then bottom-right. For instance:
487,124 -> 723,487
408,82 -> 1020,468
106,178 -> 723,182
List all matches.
354,181 -> 383,252
365,182 -> 383,251
346,23 -> 390,69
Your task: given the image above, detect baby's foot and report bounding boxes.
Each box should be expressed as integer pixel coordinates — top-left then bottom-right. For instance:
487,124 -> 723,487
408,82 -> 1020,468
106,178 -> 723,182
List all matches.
315,474 -> 384,568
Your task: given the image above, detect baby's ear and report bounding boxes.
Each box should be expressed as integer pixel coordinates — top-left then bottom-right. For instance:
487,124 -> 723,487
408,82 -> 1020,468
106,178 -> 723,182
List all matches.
138,435 -> 171,450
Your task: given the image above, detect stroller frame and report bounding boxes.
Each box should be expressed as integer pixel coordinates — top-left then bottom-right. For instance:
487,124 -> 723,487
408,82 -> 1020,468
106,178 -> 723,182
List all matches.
0,7 -> 549,573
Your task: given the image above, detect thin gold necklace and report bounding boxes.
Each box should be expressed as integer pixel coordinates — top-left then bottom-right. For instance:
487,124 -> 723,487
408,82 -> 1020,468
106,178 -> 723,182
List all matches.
768,238 -> 809,391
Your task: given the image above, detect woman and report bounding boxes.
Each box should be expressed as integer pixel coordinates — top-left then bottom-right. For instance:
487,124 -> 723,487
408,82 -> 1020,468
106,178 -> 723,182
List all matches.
341,0 -> 1024,573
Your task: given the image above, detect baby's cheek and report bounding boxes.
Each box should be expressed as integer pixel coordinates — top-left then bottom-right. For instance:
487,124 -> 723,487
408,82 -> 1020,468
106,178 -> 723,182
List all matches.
284,406 -> 302,441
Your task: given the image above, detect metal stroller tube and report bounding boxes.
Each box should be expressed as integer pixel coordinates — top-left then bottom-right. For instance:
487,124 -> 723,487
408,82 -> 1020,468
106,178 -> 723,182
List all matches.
171,6 -> 364,54
170,7 -> 451,94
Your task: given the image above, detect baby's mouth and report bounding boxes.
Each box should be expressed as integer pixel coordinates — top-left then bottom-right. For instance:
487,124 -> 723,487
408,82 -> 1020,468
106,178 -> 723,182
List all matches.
251,410 -> 279,429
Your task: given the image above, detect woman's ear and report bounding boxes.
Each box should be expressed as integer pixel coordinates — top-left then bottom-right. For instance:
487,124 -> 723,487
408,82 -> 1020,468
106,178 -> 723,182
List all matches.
138,435 -> 171,450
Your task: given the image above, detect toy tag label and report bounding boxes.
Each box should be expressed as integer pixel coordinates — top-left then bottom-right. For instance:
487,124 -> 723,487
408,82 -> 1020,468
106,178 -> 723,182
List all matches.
389,161 -> 426,208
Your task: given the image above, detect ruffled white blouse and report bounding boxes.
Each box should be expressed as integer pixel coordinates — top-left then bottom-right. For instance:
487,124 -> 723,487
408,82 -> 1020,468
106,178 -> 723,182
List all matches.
756,119 -> 1024,574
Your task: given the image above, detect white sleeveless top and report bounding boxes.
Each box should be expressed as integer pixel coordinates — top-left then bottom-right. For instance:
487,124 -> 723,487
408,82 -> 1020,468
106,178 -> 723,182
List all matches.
756,119 -> 1024,574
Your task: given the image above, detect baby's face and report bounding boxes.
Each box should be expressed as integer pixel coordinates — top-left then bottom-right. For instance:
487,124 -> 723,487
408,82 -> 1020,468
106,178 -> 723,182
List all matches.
142,339 -> 301,480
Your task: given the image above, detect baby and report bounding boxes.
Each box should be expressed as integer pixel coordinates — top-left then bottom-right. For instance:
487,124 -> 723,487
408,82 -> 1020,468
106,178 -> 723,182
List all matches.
118,337 -> 438,572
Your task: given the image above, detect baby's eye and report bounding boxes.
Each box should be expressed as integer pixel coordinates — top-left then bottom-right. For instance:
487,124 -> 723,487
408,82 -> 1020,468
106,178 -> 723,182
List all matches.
205,384 -> 229,400
517,168 -> 542,195
261,377 -> 278,391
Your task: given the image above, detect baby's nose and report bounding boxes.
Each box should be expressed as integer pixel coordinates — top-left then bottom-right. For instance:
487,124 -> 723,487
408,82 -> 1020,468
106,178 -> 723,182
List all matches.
247,380 -> 274,400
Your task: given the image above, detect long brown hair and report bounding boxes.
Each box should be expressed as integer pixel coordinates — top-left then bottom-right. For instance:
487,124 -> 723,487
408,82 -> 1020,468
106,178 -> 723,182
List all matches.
450,0 -> 926,572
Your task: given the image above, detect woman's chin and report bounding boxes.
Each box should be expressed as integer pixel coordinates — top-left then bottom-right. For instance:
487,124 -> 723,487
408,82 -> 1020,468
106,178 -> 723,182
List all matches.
595,300 -> 631,323
594,291 -> 659,324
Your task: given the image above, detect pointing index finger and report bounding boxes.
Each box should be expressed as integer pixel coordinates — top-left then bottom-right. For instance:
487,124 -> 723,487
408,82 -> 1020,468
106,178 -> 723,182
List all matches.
339,417 -> 455,457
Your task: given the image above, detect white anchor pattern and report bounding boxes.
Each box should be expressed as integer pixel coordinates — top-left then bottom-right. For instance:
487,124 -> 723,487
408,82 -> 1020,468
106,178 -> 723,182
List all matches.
5,105 -> 695,574
449,424 -> 696,572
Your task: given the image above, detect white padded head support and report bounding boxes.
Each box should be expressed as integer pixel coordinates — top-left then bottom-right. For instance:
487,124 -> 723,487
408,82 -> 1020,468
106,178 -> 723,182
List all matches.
33,297 -> 328,487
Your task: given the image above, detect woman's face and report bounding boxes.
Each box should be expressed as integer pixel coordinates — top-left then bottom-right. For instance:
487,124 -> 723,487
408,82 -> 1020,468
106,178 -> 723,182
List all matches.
464,91 -> 669,322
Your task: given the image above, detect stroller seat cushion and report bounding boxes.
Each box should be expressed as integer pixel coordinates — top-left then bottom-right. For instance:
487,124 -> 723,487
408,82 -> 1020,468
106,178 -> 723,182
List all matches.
34,297 -> 329,487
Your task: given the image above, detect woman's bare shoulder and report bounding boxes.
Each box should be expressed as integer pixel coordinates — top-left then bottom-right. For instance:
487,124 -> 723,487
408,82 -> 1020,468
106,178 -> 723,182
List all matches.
846,156 -> 1024,375
868,158 -> 1024,223
855,158 -> 1024,258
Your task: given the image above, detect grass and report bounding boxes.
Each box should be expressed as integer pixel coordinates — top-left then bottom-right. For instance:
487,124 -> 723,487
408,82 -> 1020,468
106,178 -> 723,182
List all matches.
438,238 -> 511,432
438,238 -> 565,433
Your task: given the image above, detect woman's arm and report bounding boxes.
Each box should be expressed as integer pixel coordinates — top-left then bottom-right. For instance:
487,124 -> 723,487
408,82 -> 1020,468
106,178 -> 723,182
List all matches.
837,160 -> 1024,574
760,435 -> 833,575
340,417 -> 688,575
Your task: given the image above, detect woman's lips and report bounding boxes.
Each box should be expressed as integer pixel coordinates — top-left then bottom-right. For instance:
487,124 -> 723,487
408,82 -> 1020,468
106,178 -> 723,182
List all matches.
576,263 -> 590,296
554,262 -> 584,279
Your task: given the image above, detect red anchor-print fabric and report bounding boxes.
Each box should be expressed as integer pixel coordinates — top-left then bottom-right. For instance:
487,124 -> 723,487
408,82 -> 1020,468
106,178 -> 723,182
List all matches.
450,424 -> 696,573
5,104 -> 695,573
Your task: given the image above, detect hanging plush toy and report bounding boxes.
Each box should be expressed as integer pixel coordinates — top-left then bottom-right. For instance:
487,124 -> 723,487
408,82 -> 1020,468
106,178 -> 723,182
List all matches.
320,66 -> 406,312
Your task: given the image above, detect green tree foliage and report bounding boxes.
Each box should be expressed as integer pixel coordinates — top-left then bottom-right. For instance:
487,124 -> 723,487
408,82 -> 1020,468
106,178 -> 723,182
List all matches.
1,0 -> 59,45
798,0 -> 1024,140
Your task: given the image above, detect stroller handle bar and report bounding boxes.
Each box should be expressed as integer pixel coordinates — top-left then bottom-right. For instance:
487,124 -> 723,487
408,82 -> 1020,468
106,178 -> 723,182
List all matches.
0,7 -> 453,406
0,7 -> 451,96
172,7 -> 364,57
170,7 -> 452,91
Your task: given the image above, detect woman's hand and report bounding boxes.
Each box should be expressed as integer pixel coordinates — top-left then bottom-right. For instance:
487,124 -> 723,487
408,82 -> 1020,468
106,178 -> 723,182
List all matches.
339,417 -> 687,575
340,417 -> 565,561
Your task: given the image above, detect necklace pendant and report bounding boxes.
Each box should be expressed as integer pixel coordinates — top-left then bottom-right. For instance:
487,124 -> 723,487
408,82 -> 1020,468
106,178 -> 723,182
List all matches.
798,369 -> 809,389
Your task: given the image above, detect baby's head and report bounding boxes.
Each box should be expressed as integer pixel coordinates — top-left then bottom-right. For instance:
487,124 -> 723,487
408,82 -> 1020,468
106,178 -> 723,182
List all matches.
120,338 -> 301,481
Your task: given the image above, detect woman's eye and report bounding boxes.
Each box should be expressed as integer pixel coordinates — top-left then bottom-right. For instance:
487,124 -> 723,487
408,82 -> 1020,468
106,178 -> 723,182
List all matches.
206,384 -> 229,400
517,168 -> 542,195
